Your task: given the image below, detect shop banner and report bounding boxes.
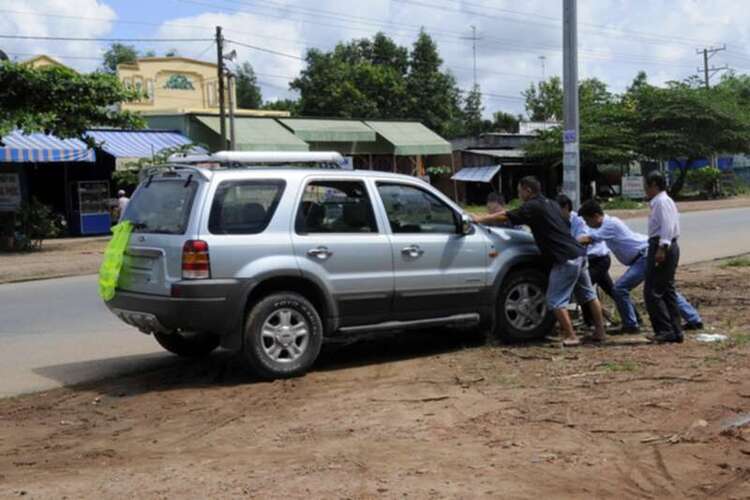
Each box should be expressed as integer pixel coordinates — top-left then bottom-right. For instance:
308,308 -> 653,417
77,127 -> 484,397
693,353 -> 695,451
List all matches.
0,173 -> 21,211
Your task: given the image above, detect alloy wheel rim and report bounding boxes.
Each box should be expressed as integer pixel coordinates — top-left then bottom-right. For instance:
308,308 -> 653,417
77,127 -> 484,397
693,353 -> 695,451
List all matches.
261,308 -> 310,363
504,283 -> 546,331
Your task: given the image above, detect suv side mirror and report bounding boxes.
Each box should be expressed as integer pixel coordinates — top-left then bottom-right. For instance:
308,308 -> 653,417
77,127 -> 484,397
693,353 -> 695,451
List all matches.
459,214 -> 473,235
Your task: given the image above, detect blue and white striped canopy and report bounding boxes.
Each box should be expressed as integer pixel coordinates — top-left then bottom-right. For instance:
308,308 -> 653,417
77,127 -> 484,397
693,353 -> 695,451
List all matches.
0,131 -> 95,163
86,129 -> 204,158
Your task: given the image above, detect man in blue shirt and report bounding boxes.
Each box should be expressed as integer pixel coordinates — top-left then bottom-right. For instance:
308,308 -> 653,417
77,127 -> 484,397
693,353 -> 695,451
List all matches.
577,199 -> 702,335
557,195 -> 617,326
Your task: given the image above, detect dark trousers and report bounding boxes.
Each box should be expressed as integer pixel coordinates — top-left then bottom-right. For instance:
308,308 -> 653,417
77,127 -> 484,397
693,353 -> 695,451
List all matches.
581,254 -> 620,325
644,238 -> 683,337
588,254 -> 614,298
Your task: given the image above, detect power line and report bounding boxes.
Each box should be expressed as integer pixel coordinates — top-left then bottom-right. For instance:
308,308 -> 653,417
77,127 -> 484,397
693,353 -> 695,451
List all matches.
225,39 -> 305,61
0,34 -> 211,42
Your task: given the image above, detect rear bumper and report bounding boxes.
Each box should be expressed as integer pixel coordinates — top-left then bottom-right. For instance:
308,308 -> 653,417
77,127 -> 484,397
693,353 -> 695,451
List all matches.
107,279 -> 245,336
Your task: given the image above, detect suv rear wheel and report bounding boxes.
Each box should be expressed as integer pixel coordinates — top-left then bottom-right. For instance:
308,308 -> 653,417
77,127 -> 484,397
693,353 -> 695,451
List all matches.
243,292 -> 323,379
495,269 -> 554,341
153,330 -> 220,358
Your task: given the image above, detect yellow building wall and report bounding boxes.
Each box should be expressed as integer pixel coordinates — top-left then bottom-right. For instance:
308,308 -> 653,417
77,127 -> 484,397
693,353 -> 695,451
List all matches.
23,55 -> 72,70
117,57 -> 235,112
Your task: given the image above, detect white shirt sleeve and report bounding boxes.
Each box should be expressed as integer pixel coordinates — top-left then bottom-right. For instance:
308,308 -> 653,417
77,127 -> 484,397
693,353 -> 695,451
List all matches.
652,198 -> 676,246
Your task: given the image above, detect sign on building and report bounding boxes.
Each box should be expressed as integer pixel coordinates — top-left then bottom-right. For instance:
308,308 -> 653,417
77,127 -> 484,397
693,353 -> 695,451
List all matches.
340,156 -> 354,170
622,175 -> 645,199
0,173 -> 21,211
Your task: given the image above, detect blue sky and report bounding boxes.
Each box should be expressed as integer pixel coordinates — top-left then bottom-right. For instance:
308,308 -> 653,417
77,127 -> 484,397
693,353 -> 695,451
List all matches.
2,0 -> 749,116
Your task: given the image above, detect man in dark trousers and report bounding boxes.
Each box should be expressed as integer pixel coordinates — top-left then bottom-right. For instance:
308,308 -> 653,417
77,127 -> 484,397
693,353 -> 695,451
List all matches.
473,176 -> 606,346
556,194 -> 617,327
643,171 -> 683,343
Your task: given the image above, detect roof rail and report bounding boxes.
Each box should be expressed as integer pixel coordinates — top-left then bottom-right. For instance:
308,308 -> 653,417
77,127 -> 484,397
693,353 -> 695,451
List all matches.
138,163 -> 212,182
167,150 -> 345,167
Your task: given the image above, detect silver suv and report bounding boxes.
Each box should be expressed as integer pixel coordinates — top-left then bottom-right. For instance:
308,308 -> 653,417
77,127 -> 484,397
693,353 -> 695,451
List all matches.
108,151 -> 553,378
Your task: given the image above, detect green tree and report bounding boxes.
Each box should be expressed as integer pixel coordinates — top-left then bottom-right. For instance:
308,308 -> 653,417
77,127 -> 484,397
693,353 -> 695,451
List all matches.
524,78 -> 636,182
261,98 -> 299,114
628,77 -> 750,195
102,43 -> 138,73
463,84 -> 484,137
491,111 -> 521,133
235,62 -> 263,109
291,32 -> 409,119
405,30 -> 463,137
0,61 -> 143,141
523,76 -> 563,121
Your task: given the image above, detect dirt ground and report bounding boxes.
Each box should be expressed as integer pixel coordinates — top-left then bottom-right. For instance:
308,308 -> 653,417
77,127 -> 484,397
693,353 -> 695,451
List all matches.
1,258 -> 750,498
0,237 -> 107,284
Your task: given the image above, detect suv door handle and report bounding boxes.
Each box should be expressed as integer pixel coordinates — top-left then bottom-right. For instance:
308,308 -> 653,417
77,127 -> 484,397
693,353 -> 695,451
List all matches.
307,246 -> 333,260
401,244 -> 424,258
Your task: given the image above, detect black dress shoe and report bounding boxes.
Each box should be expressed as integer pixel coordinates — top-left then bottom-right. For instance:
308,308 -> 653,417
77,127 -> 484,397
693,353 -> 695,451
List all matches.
682,321 -> 704,331
646,333 -> 684,343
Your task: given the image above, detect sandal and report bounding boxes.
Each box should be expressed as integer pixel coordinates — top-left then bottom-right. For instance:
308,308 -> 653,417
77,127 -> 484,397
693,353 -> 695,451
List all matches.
562,338 -> 581,347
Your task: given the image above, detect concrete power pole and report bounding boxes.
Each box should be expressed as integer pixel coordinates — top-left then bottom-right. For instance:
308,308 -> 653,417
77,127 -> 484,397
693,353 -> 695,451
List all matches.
562,0 -> 580,208
227,72 -> 236,151
697,45 -> 728,89
215,26 -> 228,150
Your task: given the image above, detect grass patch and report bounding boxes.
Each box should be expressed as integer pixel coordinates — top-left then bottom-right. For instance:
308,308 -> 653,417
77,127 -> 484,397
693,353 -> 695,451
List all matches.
720,257 -> 750,268
600,197 -> 645,210
732,333 -> 750,347
599,360 -> 639,372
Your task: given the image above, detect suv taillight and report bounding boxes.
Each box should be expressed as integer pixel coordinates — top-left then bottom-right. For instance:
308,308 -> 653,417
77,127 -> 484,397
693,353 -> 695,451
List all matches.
182,240 -> 210,279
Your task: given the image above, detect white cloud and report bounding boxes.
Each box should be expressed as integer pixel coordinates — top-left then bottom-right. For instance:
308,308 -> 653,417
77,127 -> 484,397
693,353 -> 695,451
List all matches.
10,0 -> 750,117
0,0 -> 116,71
155,11 -> 307,103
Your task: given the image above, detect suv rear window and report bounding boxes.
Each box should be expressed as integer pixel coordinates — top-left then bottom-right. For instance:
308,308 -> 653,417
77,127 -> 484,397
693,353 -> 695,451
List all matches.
209,180 -> 285,234
123,179 -> 198,234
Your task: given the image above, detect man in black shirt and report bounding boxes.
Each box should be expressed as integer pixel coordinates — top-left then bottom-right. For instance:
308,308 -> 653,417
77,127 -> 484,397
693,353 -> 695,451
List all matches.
473,177 -> 606,345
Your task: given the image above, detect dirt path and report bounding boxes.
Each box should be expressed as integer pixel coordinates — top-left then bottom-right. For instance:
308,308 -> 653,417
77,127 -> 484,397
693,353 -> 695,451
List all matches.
0,237 -> 107,284
1,259 -> 749,499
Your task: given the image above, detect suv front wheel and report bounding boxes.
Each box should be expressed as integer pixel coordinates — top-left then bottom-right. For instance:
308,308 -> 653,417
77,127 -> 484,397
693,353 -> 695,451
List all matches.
496,269 -> 555,341
243,292 -> 323,379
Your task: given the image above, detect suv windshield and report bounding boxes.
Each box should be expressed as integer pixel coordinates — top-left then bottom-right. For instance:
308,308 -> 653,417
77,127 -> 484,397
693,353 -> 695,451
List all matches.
123,179 -> 198,234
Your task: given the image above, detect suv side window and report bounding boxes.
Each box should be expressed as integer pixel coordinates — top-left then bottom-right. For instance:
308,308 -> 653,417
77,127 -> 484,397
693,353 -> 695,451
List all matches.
296,180 -> 377,234
377,183 -> 457,234
209,180 -> 285,234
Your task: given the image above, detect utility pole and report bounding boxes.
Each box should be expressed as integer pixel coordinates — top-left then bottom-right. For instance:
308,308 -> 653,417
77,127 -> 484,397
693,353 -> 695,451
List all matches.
226,72 -> 236,151
538,55 -> 547,81
461,26 -> 482,87
562,0 -> 580,208
696,45 -> 729,89
215,26 -> 228,150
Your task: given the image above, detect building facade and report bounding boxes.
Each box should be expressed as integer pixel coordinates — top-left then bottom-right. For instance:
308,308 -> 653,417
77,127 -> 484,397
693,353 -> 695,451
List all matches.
117,57 -> 235,113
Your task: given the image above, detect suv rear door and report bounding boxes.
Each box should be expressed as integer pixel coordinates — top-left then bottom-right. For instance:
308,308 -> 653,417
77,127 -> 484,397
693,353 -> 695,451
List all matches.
118,172 -> 204,296
291,178 -> 393,327
373,181 -> 488,321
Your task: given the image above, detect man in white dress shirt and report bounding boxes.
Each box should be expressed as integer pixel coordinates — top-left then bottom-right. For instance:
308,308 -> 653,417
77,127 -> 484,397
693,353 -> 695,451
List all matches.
576,199 -> 702,336
642,171 -> 683,343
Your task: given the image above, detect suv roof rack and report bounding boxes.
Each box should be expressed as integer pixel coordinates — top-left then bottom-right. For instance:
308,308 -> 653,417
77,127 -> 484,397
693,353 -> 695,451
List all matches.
167,150 -> 346,169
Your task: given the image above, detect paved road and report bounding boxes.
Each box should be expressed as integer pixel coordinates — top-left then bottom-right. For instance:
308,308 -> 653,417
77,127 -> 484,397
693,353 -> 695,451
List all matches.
1,207 -> 749,397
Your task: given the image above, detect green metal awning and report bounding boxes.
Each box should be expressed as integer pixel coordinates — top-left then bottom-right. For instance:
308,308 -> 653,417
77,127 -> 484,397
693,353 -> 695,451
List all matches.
365,121 -> 451,156
279,119 -> 376,143
195,116 -> 309,151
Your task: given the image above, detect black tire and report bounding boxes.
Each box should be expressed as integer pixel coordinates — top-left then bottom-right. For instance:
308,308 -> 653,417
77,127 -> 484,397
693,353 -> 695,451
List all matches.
495,269 -> 555,342
153,330 -> 220,358
243,292 -> 323,379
